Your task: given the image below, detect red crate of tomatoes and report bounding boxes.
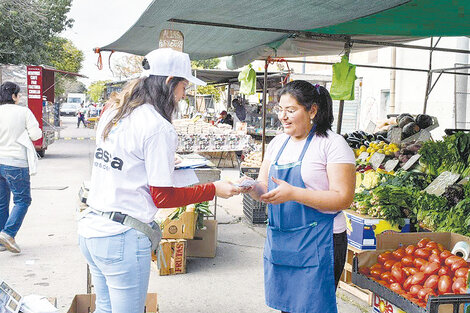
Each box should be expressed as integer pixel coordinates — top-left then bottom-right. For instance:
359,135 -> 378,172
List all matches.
352,232 -> 470,313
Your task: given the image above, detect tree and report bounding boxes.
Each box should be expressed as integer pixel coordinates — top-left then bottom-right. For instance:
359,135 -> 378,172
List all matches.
113,55 -> 144,79
191,58 -> 220,70
0,0 -> 74,65
88,80 -> 110,103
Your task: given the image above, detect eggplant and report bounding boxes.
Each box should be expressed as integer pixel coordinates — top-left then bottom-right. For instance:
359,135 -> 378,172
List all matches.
403,122 -> 420,138
399,116 -> 415,128
416,114 -> 433,129
397,113 -> 413,123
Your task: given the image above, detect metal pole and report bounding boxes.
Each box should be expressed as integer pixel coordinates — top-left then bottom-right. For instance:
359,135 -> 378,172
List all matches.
390,47 -> 397,114
423,38 -> 434,114
262,59 -> 268,161
336,42 -> 351,134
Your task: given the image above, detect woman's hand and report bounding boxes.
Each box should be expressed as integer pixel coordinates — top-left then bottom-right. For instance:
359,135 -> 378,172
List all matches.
260,177 -> 294,204
213,180 -> 241,199
236,176 -> 255,193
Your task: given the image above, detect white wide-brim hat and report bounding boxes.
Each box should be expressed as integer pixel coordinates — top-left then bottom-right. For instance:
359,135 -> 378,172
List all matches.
142,48 -> 206,86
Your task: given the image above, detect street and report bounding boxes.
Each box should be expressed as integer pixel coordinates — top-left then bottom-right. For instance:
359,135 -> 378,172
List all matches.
0,116 -> 369,313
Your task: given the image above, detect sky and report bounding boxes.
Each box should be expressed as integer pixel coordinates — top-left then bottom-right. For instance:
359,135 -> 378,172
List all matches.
61,0 -> 154,86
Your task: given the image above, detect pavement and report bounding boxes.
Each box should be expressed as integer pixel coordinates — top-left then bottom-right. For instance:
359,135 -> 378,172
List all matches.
0,116 -> 371,313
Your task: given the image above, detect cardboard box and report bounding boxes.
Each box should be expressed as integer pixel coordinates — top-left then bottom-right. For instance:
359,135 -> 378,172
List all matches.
373,293 -> 406,313
344,209 -> 411,250
67,293 -> 158,313
156,209 -> 197,239
187,220 -> 218,258
153,239 -> 187,276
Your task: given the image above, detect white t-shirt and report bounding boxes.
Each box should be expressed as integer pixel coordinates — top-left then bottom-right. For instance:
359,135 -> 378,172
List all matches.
78,104 -> 178,238
265,130 -> 355,234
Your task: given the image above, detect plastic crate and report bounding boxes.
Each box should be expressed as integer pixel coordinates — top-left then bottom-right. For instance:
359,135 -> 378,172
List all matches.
240,167 -> 260,180
352,256 -> 470,313
243,194 -> 267,224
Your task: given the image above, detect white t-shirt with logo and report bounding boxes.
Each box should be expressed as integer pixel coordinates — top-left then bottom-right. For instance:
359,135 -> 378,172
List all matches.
78,104 -> 178,238
265,130 -> 355,234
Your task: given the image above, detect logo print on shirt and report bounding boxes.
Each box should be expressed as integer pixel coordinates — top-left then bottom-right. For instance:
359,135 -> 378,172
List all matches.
94,147 -> 124,171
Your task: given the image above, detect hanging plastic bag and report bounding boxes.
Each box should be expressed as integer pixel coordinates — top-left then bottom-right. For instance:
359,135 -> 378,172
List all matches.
238,64 -> 256,95
330,55 -> 357,100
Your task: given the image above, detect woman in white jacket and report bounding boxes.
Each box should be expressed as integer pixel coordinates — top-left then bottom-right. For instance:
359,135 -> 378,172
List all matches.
0,82 -> 42,253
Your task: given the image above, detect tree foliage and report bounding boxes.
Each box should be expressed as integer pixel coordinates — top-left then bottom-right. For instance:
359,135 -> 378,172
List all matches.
88,80 -> 110,103
191,58 -> 220,70
113,55 -> 144,79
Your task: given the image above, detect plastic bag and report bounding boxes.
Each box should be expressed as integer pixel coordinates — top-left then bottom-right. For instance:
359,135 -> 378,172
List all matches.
238,64 -> 256,95
330,55 -> 357,100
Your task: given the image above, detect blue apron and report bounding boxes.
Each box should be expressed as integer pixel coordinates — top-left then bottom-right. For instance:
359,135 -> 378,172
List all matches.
264,126 -> 338,313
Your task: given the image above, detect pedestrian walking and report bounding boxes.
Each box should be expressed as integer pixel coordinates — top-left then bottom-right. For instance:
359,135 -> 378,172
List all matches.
77,103 -> 87,128
0,82 -> 42,253
241,80 -> 355,313
78,48 -> 240,313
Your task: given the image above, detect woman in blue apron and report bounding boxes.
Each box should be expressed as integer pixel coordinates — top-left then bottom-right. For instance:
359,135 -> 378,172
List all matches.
242,81 -> 355,313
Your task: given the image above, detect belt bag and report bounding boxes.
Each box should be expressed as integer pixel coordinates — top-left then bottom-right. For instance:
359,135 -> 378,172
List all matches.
93,210 -> 162,252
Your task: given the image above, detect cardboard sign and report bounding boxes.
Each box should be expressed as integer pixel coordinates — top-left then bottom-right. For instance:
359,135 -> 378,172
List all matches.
425,171 -> 461,196
390,128 -> 402,144
384,159 -> 399,172
370,153 -> 386,170
365,121 -> 376,134
402,154 -> 421,171
416,129 -> 431,142
358,152 -> 369,161
159,29 -> 184,52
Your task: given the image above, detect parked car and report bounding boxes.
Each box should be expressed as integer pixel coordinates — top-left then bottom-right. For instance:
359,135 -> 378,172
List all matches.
60,103 -> 81,116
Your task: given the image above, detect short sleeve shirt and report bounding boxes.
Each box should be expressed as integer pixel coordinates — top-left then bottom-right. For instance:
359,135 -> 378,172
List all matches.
265,130 -> 355,233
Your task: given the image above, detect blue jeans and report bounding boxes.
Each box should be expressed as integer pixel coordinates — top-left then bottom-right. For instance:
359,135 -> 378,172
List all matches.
79,229 -> 152,313
0,165 -> 32,238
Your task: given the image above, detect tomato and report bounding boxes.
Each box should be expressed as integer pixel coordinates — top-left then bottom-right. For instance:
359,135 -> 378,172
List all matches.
438,266 -> 452,277
359,266 -> 370,276
437,243 -> 446,252
417,287 -> 433,300
451,259 -> 467,272
424,275 -> 439,289
407,267 -> 419,275
454,267 -> 469,278
392,262 -> 403,271
428,254 -> 441,265
393,248 -> 406,260
370,268 -> 384,279
403,276 -> 414,291
390,283 -> 405,294
391,267 -> 406,284
424,289 -> 438,303
423,262 -> 440,276
415,248 -> 432,259
378,251 -> 394,264
445,255 -> 464,267
438,275 -> 452,294
414,258 -> 428,269
417,238 -> 431,248
370,264 -> 383,271
440,250 -> 453,260
402,255 -> 414,267
381,272 -> 396,284
426,241 -> 438,250
410,272 -> 427,286
409,284 -> 423,296
452,277 -> 466,294
405,245 -> 416,255
384,259 -> 397,271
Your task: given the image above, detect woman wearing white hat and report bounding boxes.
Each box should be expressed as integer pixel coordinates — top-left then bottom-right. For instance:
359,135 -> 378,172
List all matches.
78,48 -> 240,313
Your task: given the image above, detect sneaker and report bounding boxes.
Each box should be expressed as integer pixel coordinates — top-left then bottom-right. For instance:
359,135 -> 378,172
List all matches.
0,245 -> 5,252
0,232 -> 21,253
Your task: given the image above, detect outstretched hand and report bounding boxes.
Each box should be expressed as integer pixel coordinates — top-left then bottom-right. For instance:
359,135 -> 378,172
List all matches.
260,177 -> 294,204
213,180 -> 241,199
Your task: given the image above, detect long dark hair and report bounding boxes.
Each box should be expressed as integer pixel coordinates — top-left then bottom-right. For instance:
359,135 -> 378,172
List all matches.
0,82 -> 20,105
278,80 -> 333,137
102,75 -> 185,140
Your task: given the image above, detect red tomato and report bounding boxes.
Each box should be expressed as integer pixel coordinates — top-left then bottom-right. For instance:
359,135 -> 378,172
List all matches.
370,269 -> 383,279
426,241 -> 438,250
438,275 -> 452,294
440,250 -> 453,260
452,277 -> 466,294
428,254 -> 441,265
415,248 -> 432,259
392,262 -> 403,271
381,272 -> 396,284
392,267 -> 406,284
384,259 -> 397,271
390,282 -> 405,294
417,287 -> 433,300
438,266 -> 452,277
431,248 -> 441,255
405,245 -> 416,255
424,275 -> 439,289
378,251 -> 394,265
403,276 -> 414,291
445,255 -> 464,267
437,243 -> 446,252
417,238 -> 431,248
410,272 -> 427,286
359,267 -> 370,276
402,256 -> 414,267
451,259 -> 467,272
407,267 -> 419,275
424,289 -> 438,303
414,258 -> 428,269
423,262 -> 440,276
393,248 -> 406,260
370,263 -> 383,271
409,284 -> 423,296
455,267 -> 469,278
